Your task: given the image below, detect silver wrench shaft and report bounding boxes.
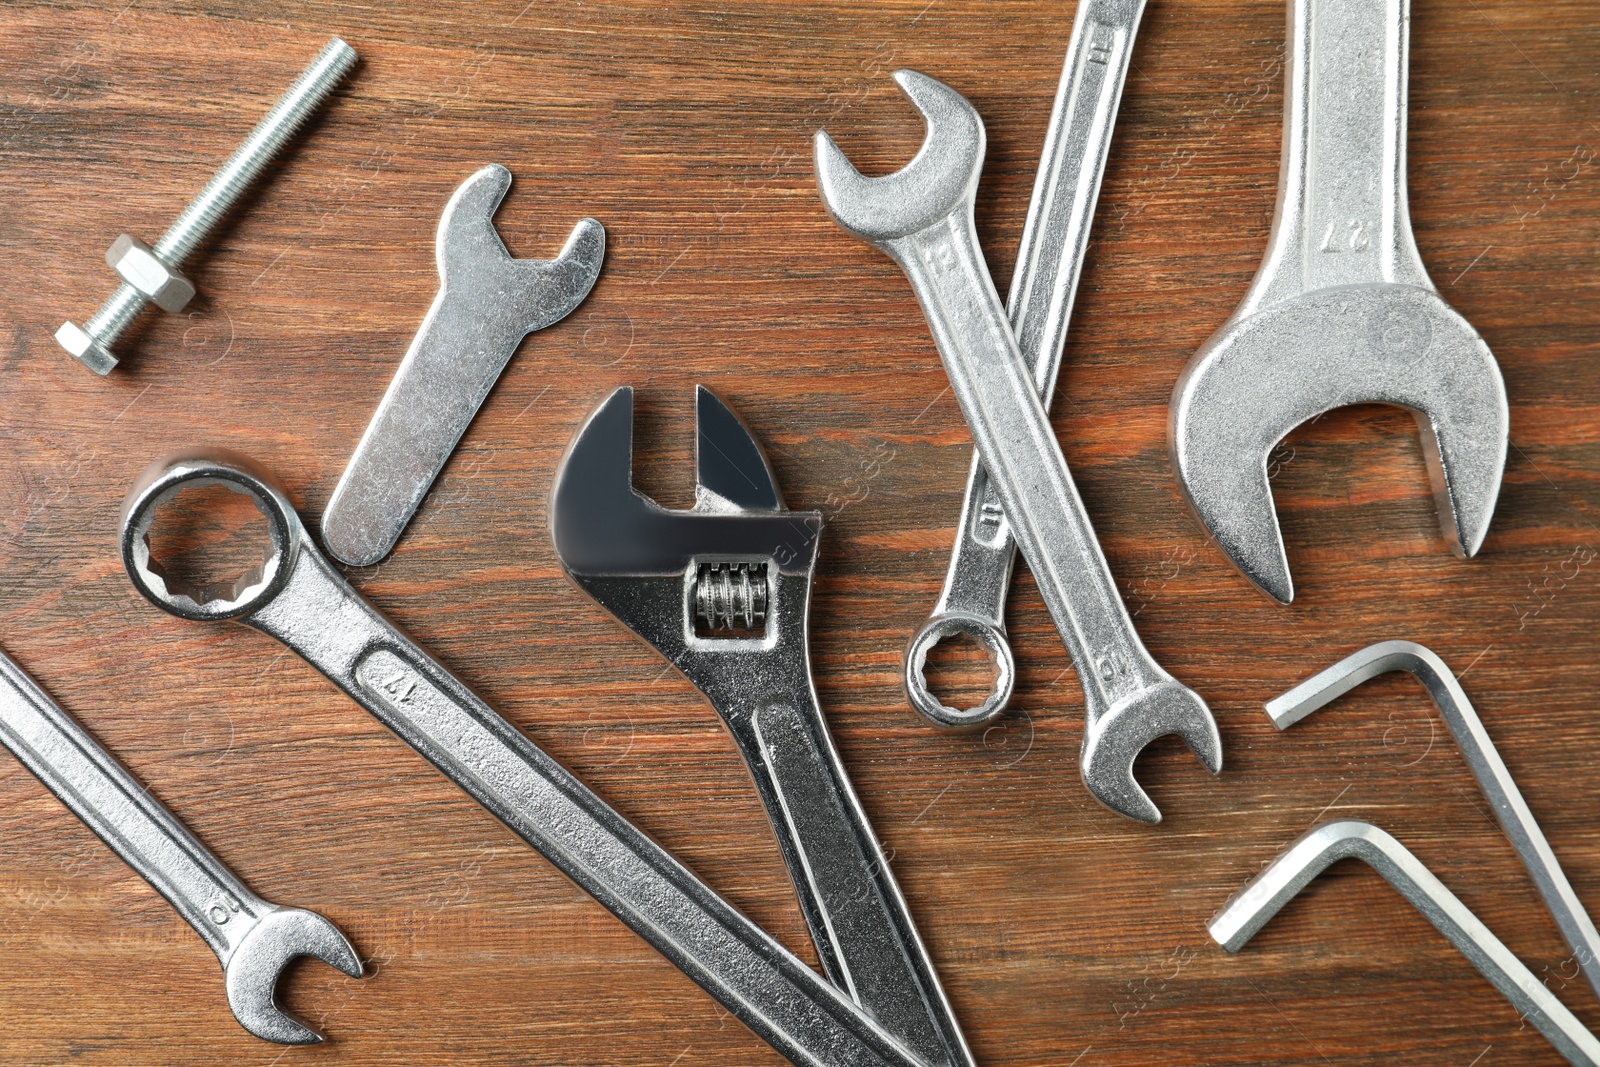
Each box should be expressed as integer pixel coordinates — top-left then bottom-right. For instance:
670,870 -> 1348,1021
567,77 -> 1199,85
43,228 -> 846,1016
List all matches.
908,0 -> 1146,729
122,452 -> 929,1067
0,648 -> 359,1044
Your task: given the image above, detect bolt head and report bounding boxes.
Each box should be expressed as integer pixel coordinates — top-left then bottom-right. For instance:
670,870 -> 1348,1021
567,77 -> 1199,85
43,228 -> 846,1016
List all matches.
107,234 -> 195,313
56,321 -> 117,375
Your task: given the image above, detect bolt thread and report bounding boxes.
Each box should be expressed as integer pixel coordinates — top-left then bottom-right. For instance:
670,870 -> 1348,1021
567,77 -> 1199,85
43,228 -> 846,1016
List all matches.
154,36 -> 357,266
83,282 -> 150,348
694,562 -> 769,633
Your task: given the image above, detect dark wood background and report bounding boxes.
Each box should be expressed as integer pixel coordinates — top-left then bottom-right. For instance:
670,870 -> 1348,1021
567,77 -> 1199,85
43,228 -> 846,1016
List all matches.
2,0 -> 1597,1063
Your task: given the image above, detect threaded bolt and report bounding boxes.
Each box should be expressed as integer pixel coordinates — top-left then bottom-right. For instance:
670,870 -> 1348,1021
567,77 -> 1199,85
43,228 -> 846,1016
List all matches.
56,36 -> 358,375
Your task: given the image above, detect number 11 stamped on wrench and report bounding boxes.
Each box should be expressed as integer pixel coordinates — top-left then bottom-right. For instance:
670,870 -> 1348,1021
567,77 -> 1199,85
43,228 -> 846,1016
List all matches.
815,66 -> 1222,823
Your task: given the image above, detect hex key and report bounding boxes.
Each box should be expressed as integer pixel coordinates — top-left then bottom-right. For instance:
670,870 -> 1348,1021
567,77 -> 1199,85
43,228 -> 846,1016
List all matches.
1210,821 -> 1600,1067
1268,640 -> 1600,1001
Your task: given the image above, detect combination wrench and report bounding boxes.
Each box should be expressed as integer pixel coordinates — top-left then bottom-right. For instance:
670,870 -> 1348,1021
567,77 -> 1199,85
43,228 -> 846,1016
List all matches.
551,385 -> 972,1067
322,164 -> 604,567
0,648 -> 360,1043
1168,0 -> 1508,603
815,71 -> 1221,823
905,0 -> 1145,730
119,449 -> 931,1067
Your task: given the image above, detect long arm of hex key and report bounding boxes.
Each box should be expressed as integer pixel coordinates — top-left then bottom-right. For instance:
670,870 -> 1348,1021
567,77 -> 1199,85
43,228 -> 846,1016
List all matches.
1209,821 -> 1600,1067
1267,640 -> 1600,1002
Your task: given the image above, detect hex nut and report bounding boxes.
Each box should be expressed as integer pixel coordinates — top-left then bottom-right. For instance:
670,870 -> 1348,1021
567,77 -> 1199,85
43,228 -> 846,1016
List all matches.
54,321 -> 118,375
106,234 -> 195,313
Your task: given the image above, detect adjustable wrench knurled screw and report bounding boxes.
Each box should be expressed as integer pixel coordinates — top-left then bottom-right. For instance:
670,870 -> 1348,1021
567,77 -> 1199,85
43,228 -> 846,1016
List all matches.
815,70 -> 1221,823
56,37 -> 357,375
120,448 -> 931,1067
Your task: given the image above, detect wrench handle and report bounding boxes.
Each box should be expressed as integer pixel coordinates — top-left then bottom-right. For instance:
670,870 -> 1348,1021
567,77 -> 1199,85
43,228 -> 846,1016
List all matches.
0,649 -> 268,962
247,545 -> 925,1067
889,217 -> 1166,726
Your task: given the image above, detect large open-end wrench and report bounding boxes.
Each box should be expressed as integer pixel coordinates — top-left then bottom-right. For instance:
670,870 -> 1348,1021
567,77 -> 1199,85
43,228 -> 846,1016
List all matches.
1168,0 -> 1509,604
1268,640 -> 1600,1002
906,0 -> 1146,730
322,164 -> 604,567
815,71 -> 1221,823
0,648 -> 360,1043
119,449 -> 931,1067
551,386 -> 972,1067
1210,822 -> 1600,1067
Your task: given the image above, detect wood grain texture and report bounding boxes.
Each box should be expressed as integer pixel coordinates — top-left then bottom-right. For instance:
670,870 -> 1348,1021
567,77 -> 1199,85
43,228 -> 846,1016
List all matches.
1,0 -> 1597,1063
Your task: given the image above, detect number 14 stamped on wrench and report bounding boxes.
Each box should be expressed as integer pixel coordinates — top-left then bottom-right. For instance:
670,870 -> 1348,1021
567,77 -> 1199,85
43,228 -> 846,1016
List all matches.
814,60 -> 1221,823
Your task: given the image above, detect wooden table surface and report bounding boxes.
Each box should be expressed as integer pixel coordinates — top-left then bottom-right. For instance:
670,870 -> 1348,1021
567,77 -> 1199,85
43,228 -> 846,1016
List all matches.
2,0 -> 1598,1063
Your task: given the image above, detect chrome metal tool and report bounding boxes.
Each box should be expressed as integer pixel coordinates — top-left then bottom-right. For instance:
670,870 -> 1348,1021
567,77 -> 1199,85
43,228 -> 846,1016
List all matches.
1211,821 -> 1600,1067
1168,0 -> 1508,604
321,164 -> 604,567
120,448 -> 929,1067
0,648 -> 360,1043
906,0 -> 1145,730
551,386 -> 972,1067
815,70 -> 1221,823
1269,640 -> 1600,1001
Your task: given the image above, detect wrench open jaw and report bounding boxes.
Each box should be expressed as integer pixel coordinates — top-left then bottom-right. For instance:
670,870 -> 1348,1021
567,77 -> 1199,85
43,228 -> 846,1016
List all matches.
551,386 -> 975,1067
1168,0 -> 1508,605
816,71 -> 1220,823
224,907 -> 363,1045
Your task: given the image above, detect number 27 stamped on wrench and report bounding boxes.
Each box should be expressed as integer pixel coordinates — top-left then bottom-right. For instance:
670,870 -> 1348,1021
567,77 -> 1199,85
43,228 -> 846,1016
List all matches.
814,71 -> 1221,823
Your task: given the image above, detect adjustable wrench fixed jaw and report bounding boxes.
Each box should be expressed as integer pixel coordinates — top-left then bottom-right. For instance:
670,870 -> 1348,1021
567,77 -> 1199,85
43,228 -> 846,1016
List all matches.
815,70 -> 1221,823
551,386 -> 974,1067
1168,0 -> 1508,604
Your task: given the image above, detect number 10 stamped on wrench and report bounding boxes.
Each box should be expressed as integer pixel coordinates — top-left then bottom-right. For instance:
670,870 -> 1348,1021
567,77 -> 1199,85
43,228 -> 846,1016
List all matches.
815,63 -> 1221,822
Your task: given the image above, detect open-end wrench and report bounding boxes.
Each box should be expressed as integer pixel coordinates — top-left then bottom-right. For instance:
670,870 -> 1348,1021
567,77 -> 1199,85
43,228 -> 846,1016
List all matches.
1168,0 -> 1509,604
0,647 -> 360,1043
1268,640 -> 1600,1002
1211,821 -> 1600,1067
906,0 -> 1146,730
815,70 -> 1221,823
551,386 -> 972,1067
321,165 -> 604,567
120,449 -> 931,1067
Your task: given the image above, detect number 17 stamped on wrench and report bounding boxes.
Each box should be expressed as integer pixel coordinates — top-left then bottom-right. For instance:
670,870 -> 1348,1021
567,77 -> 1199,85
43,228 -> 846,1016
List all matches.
814,65 -> 1221,823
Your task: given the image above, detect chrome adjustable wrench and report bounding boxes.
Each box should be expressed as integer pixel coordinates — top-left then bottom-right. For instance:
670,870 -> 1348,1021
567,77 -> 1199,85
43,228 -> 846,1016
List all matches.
322,164 -> 604,567
551,387 -> 973,1067
1168,0 -> 1508,603
120,448 -> 931,1067
906,0 -> 1146,730
815,71 -> 1221,823
0,648 -> 360,1043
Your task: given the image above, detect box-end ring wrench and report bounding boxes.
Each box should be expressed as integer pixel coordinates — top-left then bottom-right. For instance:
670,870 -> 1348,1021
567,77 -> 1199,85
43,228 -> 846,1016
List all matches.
0,649 -> 360,1043
551,386 -> 973,1067
1168,0 -> 1508,604
1268,640 -> 1600,1002
815,71 -> 1221,823
905,0 -> 1146,730
1210,821 -> 1600,1067
119,449 -> 931,1067
322,164 -> 605,568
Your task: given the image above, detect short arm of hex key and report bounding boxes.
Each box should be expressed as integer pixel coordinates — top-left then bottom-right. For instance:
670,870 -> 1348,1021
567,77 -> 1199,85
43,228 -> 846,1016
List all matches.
1210,821 -> 1600,1067
1268,640 -> 1600,1002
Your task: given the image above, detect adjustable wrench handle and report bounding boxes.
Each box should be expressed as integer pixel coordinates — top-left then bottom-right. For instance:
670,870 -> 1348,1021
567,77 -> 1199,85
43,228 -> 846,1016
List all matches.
243,543 -> 927,1067
887,214 -> 1169,726
908,0 -> 1145,728
0,649 -> 270,963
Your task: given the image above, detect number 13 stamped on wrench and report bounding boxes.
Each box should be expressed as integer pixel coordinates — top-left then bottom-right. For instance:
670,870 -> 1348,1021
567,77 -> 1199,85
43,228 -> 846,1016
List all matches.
814,59 -> 1221,822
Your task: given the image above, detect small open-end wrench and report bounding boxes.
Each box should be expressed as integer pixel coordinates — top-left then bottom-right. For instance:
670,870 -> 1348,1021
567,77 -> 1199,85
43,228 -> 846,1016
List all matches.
0,648 -> 360,1043
551,386 -> 972,1067
321,164 -> 604,567
1210,821 -> 1600,1067
906,0 -> 1146,730
120,449 -> 931,1067
1268,640 -> 1600,1002
815,70 -> 1221,823
1168,0 -> 1509,604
